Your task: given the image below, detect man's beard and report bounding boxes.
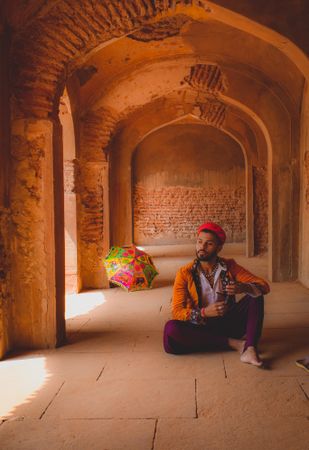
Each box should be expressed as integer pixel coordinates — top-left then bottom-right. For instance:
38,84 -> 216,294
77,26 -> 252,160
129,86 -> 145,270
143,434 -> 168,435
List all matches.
196,250 -> 217,262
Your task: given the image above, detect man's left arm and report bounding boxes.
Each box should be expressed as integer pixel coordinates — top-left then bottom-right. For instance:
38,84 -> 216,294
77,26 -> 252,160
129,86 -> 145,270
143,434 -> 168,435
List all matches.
226,260 -> 270,296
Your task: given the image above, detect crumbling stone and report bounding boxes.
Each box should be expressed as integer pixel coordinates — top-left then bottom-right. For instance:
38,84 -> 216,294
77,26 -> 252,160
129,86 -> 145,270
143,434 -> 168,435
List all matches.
133,184 -> 246,244
253,166 -> 268,254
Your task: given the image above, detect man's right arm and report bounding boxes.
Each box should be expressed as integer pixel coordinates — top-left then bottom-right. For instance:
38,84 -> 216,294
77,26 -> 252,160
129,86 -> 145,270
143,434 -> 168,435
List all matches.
172,268 -> 194,321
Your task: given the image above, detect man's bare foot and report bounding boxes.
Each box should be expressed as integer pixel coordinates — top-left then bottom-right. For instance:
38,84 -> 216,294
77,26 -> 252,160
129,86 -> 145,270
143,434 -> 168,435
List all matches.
228,338 -> 246,353
240,346 -> 263,367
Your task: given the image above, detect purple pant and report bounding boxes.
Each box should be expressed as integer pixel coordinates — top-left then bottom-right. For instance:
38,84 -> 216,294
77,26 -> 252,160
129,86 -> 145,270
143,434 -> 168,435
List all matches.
163,295 -> 264,354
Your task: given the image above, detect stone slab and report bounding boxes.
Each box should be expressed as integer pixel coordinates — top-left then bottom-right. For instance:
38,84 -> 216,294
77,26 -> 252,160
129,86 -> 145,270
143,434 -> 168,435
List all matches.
101,351 -> 225,381
0,376 -> 64,420
45,378 -> 196,419
132,331 -> 167,352
264,313 -> 309,328
0,352 -> 106,383
0,418 -> 155,450
223,344 -> 309,378
299,379 -> 309,399
58,330 -> 136,353
197,376 -> 309,419
154,416 -> 309,450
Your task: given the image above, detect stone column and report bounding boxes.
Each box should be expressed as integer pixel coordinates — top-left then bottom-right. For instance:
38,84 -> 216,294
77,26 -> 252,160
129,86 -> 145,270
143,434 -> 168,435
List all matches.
64,159 -> 78,293
77,161 -> 110,289
0,208 -> 11,358
299,80 -> 309,287
0,26 -> 11,358
253,166 -> 268,255
269,115 -> 299,282
10,119 -> 64,348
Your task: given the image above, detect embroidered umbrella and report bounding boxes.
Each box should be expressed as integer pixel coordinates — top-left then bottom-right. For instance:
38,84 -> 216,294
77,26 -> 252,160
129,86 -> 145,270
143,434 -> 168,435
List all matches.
103,245 -> 159,291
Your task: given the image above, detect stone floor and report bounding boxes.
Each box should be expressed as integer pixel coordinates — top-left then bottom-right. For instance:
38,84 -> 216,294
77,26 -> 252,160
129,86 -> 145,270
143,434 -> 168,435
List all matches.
0,247 -> 309,449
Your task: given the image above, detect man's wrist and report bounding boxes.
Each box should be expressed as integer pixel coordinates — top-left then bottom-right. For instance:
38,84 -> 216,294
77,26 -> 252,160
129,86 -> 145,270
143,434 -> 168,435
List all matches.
201,307 -> 207,318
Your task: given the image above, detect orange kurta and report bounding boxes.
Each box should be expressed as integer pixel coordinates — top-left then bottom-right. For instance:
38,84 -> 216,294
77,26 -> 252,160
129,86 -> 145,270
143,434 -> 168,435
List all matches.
172,258 -> 270,321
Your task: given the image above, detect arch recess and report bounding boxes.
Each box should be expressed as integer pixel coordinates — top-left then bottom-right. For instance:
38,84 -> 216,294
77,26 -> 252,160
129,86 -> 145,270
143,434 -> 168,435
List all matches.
7,1 -> 308,352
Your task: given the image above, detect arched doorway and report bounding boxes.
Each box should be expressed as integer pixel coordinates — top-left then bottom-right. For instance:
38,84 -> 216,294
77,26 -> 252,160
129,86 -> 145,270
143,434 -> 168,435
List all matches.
132,123 -> 246,247
59,90 -> 78,294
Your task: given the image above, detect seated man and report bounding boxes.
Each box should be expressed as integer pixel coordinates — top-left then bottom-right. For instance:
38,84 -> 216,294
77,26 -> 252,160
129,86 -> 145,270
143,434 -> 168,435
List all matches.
163,222 -> 270,367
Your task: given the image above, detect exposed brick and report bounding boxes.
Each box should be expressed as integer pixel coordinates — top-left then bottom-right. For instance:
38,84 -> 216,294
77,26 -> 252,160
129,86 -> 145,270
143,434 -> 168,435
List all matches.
133,184 -> 246,244
11,0 -> 207,118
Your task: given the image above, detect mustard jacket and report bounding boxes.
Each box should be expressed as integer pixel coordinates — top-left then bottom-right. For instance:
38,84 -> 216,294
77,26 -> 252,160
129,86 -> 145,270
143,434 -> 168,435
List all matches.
172,258 -> 270,321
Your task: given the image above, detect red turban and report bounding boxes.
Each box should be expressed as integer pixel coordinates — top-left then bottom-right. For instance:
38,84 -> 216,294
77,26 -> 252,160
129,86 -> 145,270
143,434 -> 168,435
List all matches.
197,222 -> 226,244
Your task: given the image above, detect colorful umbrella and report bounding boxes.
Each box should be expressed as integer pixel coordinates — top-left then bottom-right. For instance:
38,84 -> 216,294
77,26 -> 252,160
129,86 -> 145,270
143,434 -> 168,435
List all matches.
103,245 -> 159,291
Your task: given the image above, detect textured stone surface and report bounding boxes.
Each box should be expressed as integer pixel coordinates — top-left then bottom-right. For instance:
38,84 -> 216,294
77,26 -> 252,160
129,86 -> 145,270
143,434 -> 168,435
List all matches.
184,64 -> 228,127
128,15 -> 190,42
0,251 -> 309,449
184,64 -> 228,96
305,151 -> 309,209
0,418 -> 156,450
63,160 -> 76,194
155,416 -> 309,450
253,166 -> 268,254
45,378 -> 196,419
0,207 -> 11,359
10,0 -> 203,118
134,184 -> 246,244
80,107 -> 118,162
9,119 -> 57,348
76,161 -> 109,288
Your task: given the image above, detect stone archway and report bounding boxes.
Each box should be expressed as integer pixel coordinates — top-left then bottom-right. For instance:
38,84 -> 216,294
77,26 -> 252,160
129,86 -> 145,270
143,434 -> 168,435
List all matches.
5,1 -> 309,354
131,123 -> 247,246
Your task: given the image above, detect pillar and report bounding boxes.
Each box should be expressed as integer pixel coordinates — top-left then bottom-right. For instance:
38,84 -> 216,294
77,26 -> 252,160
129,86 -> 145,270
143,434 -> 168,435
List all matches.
10,118 -> 65,348
0,25 -> 11,358
77,161 -> 110,289
299,80 -> 309,287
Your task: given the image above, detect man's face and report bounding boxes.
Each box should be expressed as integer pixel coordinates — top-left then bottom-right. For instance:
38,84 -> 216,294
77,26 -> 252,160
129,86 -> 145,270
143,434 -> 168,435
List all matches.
196,231 -> 222,262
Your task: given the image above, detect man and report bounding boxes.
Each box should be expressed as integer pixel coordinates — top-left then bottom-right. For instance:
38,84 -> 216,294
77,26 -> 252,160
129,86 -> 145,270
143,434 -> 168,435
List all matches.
163,222 -> 270,367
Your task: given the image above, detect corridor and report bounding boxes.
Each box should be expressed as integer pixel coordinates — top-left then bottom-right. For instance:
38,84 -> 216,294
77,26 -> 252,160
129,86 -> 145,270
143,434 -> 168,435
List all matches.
0,248 -> 308,449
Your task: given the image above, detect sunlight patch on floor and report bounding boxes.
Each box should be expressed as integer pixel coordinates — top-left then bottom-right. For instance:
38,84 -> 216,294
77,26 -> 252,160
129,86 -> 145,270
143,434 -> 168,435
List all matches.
65,291 -> 106,320
0,356 -> 49,418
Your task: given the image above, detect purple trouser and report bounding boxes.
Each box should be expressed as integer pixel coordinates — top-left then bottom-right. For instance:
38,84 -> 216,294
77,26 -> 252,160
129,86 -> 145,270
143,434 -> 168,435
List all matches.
163,295 -> 264,354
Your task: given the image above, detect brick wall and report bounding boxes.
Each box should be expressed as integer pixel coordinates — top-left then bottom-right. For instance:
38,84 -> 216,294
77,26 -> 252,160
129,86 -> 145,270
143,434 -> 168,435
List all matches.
253,166 -> 268,254
133,184 -> 246,244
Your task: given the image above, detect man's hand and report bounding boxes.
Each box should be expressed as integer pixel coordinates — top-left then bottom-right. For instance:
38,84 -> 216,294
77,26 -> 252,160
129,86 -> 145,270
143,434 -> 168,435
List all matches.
203,301 -> 227,317
224,282 -> 259,296
224,281 -> 246,295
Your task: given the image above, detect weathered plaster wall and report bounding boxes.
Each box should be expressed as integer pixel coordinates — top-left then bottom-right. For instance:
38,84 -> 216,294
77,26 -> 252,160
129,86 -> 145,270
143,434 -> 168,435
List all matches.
10,119 -> 60,348
253,166 -> 268,254
0,209 -> 10,359
59,96 -> 78,293
133,124 -> 245,244
0,26 -> 11,359
76,162 -> 109,289
299,81 -> 309,287
2,0 -> 307,355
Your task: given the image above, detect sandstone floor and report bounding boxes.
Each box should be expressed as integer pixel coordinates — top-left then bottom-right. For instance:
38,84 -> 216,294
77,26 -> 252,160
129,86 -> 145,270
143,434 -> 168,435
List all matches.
0,246 -> 308,449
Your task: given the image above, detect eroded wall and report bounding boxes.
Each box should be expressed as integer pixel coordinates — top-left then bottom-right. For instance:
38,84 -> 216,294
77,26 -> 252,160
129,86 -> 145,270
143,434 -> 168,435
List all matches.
133,124 -> 245,245
300,81 -> 309,287
253,166 -> 268,254
0,26 -> 11,358
59,96 -> 78,293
